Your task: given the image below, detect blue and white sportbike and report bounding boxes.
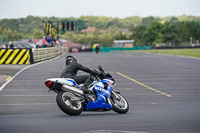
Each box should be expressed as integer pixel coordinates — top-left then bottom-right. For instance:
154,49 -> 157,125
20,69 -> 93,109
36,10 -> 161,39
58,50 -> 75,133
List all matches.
45,66 -> 129,115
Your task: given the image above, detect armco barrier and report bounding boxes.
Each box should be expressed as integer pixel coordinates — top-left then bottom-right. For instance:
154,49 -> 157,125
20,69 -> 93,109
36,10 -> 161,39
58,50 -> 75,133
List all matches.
0,48 -> 34,64
33,47 -> 69,63
93,46 -> 151,52
0,47 -> 69,64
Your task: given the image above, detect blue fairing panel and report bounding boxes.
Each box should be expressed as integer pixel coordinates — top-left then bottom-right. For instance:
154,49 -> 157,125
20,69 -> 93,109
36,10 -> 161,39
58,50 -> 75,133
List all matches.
86,95 -> 112,109
86,85 -> 113,110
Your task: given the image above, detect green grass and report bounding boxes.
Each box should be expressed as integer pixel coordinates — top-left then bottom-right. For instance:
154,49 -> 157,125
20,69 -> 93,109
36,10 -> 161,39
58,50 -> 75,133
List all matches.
127,49 -> 200,59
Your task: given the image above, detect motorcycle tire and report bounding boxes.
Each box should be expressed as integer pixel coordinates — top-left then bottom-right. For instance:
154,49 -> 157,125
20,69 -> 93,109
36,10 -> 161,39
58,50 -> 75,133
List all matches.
56,91 -> 83,116
110,92 -> 129,114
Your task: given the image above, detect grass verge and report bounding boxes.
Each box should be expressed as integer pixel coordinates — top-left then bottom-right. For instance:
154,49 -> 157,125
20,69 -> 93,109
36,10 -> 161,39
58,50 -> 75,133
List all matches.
127,49 -> 200,59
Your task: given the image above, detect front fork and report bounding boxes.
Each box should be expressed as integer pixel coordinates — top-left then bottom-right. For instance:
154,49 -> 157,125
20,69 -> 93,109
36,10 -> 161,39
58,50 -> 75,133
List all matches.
111,91 -> 121,100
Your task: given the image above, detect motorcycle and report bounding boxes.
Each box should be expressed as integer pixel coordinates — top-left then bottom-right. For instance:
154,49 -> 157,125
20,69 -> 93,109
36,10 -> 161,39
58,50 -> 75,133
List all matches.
45,66 -> 129,115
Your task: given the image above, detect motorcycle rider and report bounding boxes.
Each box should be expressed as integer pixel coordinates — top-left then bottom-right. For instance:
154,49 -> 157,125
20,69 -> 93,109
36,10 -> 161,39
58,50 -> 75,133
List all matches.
60,55 -> 101,94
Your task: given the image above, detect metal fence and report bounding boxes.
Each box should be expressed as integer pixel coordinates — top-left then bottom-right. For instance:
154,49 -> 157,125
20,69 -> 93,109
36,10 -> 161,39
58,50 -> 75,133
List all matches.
33,47 -> 69,63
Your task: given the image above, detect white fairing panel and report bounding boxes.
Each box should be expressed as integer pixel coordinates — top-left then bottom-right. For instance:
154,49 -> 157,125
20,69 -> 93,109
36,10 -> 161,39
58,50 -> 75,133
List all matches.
46,78 -> 83,95
45,78 -> 77,86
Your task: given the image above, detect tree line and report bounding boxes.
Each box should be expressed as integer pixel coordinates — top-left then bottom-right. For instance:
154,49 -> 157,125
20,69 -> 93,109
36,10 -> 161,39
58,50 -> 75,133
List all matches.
0,15 -> 200,47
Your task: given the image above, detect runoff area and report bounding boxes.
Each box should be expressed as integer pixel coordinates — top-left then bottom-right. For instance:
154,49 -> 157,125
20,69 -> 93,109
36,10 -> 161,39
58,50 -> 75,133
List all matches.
0,52 -> 200,133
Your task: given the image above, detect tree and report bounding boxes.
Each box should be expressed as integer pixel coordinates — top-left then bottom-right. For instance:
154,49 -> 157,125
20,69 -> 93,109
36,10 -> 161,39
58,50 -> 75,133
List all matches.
164,21 -> 181,46
0,35 -> 9,42
142,16 -> 156,27
106,26 -> 121,40
143,21 -> 166,46
175,21 -> 190,42
186,21 -> 200,41
0,27 -> 21,41
33,28 -> 43,39
105,18 -> 121,29
123,16 -> 142,29
1,15 -> 200,47
99,33 -> 113,47
131,26 -> 146,45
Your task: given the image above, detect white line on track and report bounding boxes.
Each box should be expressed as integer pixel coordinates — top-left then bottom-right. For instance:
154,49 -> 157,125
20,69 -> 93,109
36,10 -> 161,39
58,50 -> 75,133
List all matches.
2,89 -> 46,91
0,114 -> 60,118
0,95 -> 55,96
0,103 -> 56,106
0,53 -> 65,91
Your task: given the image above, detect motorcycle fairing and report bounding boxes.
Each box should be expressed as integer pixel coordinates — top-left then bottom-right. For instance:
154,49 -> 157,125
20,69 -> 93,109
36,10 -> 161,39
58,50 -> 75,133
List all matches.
46,78 -> 80,88
64,79 -> 80,88
85,79 -> 113,110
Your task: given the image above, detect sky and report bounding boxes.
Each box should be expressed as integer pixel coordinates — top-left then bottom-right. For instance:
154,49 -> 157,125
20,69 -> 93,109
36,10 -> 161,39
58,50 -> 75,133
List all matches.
0,0 -> 200,19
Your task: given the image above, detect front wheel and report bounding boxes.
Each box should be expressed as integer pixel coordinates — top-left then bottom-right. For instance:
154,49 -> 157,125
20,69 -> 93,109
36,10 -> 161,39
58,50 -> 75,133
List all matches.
56,91 -> 83,115
110,91 -> 129,114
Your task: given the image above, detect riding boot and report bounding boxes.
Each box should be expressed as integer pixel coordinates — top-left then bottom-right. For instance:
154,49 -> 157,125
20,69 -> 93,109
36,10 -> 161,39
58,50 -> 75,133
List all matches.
80,75 -> 94,94
80,87 -> 92,94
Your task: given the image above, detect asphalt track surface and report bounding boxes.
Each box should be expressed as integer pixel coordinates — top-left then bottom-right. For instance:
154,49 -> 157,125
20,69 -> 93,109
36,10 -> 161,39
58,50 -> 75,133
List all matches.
0,52 -> 200,133
0,65 -> 27,86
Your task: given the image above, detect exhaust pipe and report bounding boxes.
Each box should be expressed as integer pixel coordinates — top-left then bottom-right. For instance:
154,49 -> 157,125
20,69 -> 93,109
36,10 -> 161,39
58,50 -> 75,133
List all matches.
62,85 -> 83,96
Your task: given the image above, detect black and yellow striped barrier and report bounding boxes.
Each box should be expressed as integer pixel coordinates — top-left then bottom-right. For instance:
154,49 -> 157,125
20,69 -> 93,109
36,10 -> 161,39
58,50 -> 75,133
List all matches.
0,49 -> 34,64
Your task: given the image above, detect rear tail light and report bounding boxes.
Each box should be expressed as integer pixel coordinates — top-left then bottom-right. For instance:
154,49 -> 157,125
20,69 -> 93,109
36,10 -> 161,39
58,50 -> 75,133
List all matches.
45,81 -> 54,88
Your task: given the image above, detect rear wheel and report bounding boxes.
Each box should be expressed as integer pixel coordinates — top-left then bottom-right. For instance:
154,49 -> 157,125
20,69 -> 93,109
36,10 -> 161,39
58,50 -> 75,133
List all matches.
56,91 -> 83,115
110,91 -> 129,114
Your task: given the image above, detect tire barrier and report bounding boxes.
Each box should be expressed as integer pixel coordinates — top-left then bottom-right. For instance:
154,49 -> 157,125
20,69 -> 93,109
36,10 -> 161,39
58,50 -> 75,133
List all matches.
0,49 -> 34,64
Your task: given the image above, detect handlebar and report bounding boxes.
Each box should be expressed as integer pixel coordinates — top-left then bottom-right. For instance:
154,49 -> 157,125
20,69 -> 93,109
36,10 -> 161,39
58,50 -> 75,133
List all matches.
93,66 -> 106,80
97,66 -> 104,73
